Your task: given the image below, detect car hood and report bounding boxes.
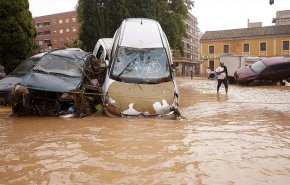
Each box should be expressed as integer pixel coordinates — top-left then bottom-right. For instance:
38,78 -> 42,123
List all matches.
235,66 -> 258,79
19,72 -> 82,92
0,75 -> 22,93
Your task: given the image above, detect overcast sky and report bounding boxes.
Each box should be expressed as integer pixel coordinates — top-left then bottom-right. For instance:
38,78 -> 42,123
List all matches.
28,0 -> 290,32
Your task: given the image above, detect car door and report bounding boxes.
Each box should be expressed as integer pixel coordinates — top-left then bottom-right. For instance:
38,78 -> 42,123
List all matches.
273,63 -> 290,80
259,66 -> 276,81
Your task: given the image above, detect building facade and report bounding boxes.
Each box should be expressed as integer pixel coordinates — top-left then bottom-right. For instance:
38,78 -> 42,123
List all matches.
173,12 -> 200,76
272,10 -> 290,26
33,11 -> 79,52
200,25 -> 290,75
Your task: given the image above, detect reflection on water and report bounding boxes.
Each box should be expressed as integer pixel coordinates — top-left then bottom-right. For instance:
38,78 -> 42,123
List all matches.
0,77 -> 289,184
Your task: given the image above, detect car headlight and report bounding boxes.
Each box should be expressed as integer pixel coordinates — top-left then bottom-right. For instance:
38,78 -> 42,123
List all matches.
15,84 -> 29,94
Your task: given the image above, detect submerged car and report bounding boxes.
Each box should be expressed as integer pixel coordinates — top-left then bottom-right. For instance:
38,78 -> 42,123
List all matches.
11,48 -> 101,117
95,18 -> 180,119
0,52 -> 45,104
234,57 -> 290,85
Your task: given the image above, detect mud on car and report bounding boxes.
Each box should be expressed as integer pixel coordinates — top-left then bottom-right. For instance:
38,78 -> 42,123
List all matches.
11,48 -> 103,117
98,18 -> 180,119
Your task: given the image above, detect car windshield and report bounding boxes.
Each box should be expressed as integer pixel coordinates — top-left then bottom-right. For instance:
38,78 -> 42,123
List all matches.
34,54 -> 84,77
111,47 -> 170,83
250,60 -> 266,73
12,59 -> 36,75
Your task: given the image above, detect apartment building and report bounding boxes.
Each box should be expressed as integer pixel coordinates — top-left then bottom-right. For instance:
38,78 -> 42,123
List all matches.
173,12 -> 200,76
200,25 -> 290,75
33,11 -> 79,52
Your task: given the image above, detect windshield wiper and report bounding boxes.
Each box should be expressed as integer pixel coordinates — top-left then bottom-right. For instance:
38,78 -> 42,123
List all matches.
116,58 -> 137,80
32,69 -> 48,74
48,71 -> 78,78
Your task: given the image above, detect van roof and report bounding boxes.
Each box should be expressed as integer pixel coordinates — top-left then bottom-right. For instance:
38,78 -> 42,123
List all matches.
119,18 -> 164,48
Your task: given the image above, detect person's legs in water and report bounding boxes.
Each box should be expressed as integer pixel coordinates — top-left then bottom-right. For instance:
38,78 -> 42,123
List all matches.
217,79 -> 223,93
223,79 -> 228,93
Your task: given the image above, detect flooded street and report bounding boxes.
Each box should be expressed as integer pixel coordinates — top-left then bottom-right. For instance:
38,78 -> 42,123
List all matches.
1,77 -> 289,185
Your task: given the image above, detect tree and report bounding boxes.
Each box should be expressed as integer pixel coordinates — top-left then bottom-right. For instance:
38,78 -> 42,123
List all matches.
77,0 -> 194,52
0,0 -> 36,73
77,0 -> 107,51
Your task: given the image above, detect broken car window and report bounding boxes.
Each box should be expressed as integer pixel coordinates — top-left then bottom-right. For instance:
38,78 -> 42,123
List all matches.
111,47 -> 170,83
34,54 -> 84,77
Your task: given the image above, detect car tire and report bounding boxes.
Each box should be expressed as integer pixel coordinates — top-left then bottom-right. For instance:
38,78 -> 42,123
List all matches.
247,80 -> 254,86
286,77 -> 290,83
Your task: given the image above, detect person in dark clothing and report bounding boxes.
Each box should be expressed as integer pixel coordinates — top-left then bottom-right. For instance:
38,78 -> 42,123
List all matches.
215,62 -> 228,93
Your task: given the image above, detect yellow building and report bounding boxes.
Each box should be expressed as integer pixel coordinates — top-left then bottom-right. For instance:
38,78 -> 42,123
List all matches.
200,25 -> 290,75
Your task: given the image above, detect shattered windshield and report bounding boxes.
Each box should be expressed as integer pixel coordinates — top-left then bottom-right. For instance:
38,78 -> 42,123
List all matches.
250,60 -> 266,73
34,54 -> 84,77
111,47 -> 170,83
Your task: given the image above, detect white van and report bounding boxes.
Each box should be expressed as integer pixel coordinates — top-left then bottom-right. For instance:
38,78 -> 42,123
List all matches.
94,18 -> 180,119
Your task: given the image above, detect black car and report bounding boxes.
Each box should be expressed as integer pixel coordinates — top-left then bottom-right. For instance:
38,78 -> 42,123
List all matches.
11,48 -> 103,117
0,52 -> 46,105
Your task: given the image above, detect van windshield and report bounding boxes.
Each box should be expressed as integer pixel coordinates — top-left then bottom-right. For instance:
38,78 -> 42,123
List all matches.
111,47 -> 170,83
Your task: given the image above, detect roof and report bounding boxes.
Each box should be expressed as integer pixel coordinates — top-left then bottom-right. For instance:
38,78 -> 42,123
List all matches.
119,18 -> 164,48
262,57 -> 290,66
48,48 -> 88,59
200,25 -> 290,42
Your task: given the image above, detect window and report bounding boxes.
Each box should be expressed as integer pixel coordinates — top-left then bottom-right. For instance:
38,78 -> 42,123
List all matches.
72,27 -> 76,32
60,29 -> 63,34
260,42 -> 266,51
38,40 -> 43,45
66,19 -> 69,23
53,30 -> 57,34
243,43 -> 249,52
283,41 -> 289,50
209,60 -> 214,71
72,17 -> 76,22
209,46 -> 214,54
52,20 -> 56,24
59,19 -> 63,24
223,45 -> 229,53
54,40 -> 58,43
66,28 -> 70,32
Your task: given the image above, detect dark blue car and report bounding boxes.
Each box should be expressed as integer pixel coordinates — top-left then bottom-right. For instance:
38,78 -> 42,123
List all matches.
0,52 -> 46,105
11,48 -> 101,117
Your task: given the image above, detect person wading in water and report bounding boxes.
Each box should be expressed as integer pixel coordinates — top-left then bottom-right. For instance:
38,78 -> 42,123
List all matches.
215,62 -> 228,94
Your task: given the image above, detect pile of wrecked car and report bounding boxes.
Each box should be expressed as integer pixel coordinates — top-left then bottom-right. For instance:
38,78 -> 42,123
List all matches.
0,18 -> 182,119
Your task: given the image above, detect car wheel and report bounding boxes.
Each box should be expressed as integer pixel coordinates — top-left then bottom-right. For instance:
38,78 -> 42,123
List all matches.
286,77 -> 290,83
247,80 -> 255,86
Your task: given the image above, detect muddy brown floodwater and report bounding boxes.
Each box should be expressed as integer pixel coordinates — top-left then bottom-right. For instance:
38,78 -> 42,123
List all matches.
0,77 -> 289,185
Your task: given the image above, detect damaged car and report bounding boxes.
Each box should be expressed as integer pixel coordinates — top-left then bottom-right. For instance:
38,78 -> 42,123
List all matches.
0,52 -> 46,105
11,48 -> 102,117
234,57 -> 290,85
98,18 -> 180,119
